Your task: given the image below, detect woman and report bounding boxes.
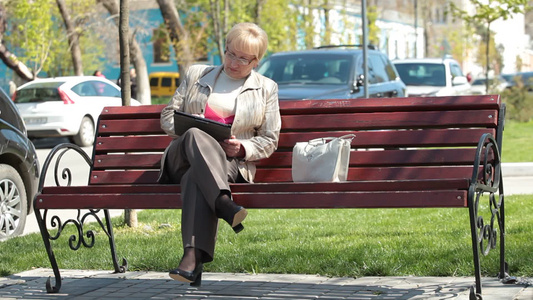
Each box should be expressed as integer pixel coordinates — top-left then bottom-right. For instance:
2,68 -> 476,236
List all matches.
158,23 -> 281,287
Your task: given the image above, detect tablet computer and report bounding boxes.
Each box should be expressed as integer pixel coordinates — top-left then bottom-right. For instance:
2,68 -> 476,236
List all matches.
174,110 -> 232,141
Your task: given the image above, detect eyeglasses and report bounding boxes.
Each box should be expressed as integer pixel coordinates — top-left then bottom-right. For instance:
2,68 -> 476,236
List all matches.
224,50 -> 256,66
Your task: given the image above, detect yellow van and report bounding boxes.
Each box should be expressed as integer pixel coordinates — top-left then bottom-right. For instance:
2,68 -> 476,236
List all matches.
149,72 -> 180,97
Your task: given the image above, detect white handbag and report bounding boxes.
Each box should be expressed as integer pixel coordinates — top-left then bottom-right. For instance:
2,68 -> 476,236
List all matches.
291,134 -> 355,182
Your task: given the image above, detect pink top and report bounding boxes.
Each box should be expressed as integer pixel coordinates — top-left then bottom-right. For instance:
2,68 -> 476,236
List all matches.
204,104 -> 235,124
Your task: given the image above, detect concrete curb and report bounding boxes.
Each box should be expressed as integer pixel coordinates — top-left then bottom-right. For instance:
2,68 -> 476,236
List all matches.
502,162 -> 533,177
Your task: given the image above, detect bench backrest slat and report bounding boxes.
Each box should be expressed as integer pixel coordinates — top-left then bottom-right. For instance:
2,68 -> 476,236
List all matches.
89,165 -> 482,184
90,95 -> 502,185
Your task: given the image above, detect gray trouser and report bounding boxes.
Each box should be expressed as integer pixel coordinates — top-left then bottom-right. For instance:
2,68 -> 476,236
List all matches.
163,128 -> 242,262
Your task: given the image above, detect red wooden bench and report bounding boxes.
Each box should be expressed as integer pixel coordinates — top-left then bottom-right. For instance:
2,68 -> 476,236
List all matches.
34,95 -> 513,299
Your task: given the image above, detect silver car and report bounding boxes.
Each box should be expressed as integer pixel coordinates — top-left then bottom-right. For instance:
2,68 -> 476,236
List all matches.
13,76 -> 140,147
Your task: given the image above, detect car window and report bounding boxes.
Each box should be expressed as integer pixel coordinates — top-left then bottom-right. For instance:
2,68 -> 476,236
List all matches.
14,82 -> 64,103
72,81 -> 120,97
449,62 -> 464,78
162,77 -> 172,87
257,54 -> 352,85
383,56 -> 399,81
97,82 -> 121,97
368,54 -> 389,84
150,77 -> 159,87
73,82 -> 97,97
394,63 -> 446,87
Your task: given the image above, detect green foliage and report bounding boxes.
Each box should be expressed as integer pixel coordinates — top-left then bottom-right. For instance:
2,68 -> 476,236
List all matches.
260,0 -> 298,53
5,0 -> 56,75
501,80 -> 533,122
451,0 -> 530,25
367,5 -> 379,47
4,0 -> 105,76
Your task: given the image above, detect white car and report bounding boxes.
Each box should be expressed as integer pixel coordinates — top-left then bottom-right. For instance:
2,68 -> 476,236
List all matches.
13,76 -> 140,147
393,57 -> 471,97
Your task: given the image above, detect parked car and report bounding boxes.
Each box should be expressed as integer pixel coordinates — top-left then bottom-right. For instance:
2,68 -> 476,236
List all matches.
501,71 -> 533,92
393,56 -> 471,97
149,72 -> 181,97
468,75 -> 509,95
0,87 -> 39,240
256,45 -> 406,100
13,76 -> 140,147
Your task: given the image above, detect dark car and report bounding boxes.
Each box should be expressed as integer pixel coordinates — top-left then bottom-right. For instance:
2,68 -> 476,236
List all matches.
256,45 -> 406,100
502,71 -> 533,91
0,87 -> 39,240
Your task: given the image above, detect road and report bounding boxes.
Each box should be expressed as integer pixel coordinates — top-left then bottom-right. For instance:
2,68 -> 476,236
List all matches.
22,138 -> 125,237
21,138 -> 533,236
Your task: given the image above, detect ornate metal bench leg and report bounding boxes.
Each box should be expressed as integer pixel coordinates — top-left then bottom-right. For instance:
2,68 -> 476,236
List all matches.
34,208 -> 62,293
104,209 -> 128,273
468,188 -> 483,299
497,197 -> 516,284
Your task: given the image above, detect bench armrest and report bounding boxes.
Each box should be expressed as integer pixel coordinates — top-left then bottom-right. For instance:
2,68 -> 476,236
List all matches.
37,143 -> 93,192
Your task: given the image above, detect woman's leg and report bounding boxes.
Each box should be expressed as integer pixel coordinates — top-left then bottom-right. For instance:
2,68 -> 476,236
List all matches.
163,128 -> 243,269
179,169 -> 218,265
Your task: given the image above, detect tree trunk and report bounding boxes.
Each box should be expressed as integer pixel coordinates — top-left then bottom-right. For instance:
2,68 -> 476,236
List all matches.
485,22 -> 491,93
119,0 -> 136,227
56,0 -> 83,76
210,0 -> 225,63
129,36 -> 150,104
156,0 -> 194,75
0,43 -> 34,82
96,0 -> 151,105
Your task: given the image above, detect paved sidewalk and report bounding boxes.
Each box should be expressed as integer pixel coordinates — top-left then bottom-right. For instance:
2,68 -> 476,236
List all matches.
0,268 -> 530,300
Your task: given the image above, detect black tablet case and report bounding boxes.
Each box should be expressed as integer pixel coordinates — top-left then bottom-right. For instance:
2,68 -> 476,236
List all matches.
174,110 -> 232,141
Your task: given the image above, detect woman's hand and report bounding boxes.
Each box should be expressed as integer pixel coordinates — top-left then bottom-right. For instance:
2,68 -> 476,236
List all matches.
221,135 -> 244,158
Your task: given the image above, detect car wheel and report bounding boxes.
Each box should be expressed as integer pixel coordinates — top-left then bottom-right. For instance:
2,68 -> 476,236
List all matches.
0,164 -> 28,240
73,116 -> 95,147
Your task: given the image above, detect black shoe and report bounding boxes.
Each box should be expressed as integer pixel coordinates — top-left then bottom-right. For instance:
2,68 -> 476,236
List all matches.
215,194 -> 248,233
169,263 -> 203,287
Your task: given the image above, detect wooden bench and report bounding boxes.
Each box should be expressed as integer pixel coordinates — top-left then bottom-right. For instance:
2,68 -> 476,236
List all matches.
34,95 -> 513,299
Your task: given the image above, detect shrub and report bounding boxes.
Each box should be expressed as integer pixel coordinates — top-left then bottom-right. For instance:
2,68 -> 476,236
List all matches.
501,82 -> 533,122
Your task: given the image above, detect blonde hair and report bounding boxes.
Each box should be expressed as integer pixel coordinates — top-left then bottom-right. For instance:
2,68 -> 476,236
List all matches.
225,23 -> 268,61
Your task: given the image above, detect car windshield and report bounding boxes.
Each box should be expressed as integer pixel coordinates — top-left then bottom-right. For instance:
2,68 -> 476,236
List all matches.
15,82 -> 64,103
257,54 -> 353,85
394,63 -> 446,87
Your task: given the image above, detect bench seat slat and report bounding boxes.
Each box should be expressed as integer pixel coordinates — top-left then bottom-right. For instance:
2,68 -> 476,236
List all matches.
40,179 -> 470,195
35,190 -> 467,210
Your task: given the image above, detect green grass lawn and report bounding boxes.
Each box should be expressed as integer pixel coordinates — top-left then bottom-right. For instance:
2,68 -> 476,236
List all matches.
502,120 -> 533,162
1,194 -> 531,278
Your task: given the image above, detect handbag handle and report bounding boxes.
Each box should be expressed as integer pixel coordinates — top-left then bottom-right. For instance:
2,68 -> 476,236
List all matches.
308,134 -> 356,145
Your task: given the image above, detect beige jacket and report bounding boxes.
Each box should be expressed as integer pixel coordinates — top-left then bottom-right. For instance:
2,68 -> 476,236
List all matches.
160,64 -> 281,182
